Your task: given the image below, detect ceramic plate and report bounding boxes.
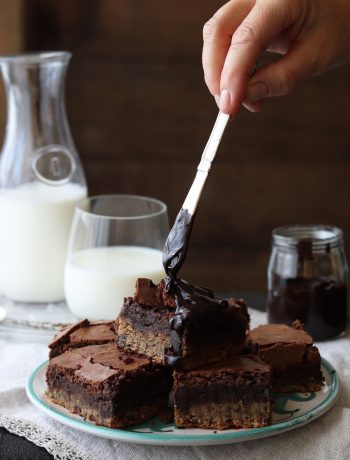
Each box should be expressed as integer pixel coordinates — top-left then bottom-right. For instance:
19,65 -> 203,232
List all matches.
26,358 -> 339,446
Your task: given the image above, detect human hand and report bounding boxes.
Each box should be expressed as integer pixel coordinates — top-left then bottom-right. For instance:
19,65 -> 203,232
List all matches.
202,0 -> 350,116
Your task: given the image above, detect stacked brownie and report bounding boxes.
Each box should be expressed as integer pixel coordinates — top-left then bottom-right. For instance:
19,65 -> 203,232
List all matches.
117,278 -> 250,369
46,278 -> 324,431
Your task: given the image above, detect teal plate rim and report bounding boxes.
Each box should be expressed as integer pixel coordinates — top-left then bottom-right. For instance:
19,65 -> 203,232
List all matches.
26,357 -> 339,445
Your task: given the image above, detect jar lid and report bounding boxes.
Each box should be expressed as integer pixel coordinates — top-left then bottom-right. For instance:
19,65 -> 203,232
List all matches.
272,225 -> 344,251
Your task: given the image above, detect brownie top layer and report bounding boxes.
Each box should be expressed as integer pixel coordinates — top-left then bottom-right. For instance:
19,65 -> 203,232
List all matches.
177,355 -> 270,375
69,322 -> 117,345
247,322 -> 317,369
49,319 -> 90,349
49,320 -> 118,350
49,343 -> 152,383
249,323 -> 313,347
133,278 -> 176,310
132,278 -> 249,324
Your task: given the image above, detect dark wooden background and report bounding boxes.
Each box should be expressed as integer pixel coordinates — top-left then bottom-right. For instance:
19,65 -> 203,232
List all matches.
1,0 -> 350,300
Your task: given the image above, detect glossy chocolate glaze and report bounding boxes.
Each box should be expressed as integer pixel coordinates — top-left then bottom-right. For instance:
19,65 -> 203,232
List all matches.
163,208 -> 248,368
164,279 -> 229,367
163,277 -> 249,369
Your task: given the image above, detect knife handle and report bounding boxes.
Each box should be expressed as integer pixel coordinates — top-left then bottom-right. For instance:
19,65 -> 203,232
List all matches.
183,111 -> 229,214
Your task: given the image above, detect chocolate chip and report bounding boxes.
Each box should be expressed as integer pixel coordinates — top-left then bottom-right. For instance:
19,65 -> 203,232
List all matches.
122,355 -> 134,364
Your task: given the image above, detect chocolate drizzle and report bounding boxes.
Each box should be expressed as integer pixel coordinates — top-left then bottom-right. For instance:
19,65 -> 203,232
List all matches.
162,206 -> 248,369
163,207 -> 215,367
164,279 -> 231,368
167,280 -> 214,360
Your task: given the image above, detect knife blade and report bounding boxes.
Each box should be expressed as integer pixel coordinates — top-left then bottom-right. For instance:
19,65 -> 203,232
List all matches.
162,111 -> 230,278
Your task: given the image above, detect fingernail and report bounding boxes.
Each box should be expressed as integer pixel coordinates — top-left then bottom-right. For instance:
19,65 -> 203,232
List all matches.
246,82 -> 269,103
214,94 -> 220,107
219,89 -> 231,113
244,99 -> 265,113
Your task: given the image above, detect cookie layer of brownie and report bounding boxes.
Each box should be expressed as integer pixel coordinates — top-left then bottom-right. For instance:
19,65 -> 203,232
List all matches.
117,278 -> 250,370
49,320 -> 118,358
245,322 -> 324,392
173,355 -> 272,430
46,343 -> 173,428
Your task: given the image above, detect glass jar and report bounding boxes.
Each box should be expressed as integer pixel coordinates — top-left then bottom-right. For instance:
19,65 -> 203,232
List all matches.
0,52 -> 87,303
267,225 -> 348,340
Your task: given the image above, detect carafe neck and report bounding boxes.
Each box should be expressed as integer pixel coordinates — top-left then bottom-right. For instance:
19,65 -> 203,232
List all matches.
0,52 -> 85,188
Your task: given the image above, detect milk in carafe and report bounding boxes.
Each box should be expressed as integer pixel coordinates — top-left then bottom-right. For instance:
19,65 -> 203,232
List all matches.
0,182 -> 87,301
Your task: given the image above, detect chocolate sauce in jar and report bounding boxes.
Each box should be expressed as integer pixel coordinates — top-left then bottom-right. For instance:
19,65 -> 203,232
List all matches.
267,226 -> 348,341
268,275 -> 347,340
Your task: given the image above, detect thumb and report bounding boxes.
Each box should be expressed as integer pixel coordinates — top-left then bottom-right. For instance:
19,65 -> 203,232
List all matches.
245,39 -> 318,103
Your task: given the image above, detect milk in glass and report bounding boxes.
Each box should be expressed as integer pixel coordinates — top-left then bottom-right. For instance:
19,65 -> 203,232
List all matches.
65,246 -> 165,320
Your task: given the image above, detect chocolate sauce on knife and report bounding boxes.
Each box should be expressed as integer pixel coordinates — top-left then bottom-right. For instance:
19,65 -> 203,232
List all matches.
162,208 -> 194,280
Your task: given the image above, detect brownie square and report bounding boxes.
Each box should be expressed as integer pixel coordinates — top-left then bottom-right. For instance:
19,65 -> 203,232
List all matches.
173,355 -> 272,430
46,343 -> 173,428
49,319 -> 118,358
117,278 -> 250,370
245,321 -> 324,392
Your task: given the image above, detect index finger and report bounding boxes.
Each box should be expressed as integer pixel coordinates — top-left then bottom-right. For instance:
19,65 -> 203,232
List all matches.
219,0 -> 296,115
202,0 -> 254,98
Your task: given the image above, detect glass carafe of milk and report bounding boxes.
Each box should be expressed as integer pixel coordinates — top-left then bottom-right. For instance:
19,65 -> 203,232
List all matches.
0,52 -> 87,303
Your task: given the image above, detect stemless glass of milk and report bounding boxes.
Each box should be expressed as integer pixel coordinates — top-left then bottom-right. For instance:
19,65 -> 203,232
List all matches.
64,195 -> 168,320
